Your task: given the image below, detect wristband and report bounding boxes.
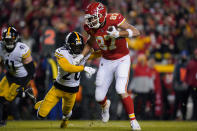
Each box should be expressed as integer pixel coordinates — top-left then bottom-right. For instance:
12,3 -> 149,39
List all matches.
126,29 -> 133,38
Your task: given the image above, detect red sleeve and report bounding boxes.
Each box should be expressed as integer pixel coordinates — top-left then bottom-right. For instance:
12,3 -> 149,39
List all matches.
108,13 -> 126,27
116,13 -> 126,26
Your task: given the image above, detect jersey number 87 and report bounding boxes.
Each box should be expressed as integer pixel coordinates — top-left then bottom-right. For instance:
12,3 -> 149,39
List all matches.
96,35 -> 116,51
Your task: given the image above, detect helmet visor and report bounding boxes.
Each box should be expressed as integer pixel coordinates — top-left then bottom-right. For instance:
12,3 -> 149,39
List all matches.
70,44 -> 84,54
85,14 -> 100,28
3,38 -> 15,49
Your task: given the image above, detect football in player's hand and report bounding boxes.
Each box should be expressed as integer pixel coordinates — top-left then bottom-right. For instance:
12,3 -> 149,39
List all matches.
107,26 -> 114,32
107,26 -> 120,38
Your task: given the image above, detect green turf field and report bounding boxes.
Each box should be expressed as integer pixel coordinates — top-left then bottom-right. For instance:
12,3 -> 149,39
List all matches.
1,120 -> 197,131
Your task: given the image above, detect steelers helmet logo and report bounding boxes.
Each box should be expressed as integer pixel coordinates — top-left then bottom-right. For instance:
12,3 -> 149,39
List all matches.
64,32 -> 84,55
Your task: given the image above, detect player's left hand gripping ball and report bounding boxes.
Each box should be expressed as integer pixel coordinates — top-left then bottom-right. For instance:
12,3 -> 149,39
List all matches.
107,26 -> 119,38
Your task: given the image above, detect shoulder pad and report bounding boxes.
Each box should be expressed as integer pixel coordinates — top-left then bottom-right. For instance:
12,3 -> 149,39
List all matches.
17,42 -> 31,59
17,42 -> 29,50
107,13 -> 125,26
55,47 -> 66,58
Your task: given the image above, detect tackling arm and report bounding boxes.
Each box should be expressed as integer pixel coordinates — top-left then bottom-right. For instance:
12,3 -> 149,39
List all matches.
88,50 -> 102,60
73,35 -> 96,65
57,57 -> 84,73
81,35 -> 96,56
56,56 -> 96,77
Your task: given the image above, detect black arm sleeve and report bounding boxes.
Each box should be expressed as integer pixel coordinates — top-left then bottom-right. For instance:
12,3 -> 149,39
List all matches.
24,61 -> 35,86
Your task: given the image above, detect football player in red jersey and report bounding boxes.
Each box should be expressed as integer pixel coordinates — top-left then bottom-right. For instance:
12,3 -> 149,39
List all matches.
73,2 -> 141,130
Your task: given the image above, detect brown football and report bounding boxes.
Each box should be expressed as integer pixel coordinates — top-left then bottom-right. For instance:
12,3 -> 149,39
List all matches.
107,26 -> 114,32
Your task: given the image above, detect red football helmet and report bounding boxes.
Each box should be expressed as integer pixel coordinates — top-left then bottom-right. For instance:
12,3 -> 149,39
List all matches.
85,2 -> 107,29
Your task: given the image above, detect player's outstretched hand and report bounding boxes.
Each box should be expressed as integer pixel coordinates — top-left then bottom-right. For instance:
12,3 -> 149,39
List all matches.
73,54 -> 84,65
107,26 -> 119,38
84,66 -> 96,77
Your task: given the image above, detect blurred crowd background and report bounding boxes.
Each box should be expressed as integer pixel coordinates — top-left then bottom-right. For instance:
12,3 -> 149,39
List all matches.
0,0 -> 197,121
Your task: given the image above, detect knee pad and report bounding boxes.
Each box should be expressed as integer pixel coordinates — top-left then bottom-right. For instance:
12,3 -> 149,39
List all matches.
96,68 -> 106,87
95,88 -> 106,102
115,77 -> 127,94
96,74 -> 104,87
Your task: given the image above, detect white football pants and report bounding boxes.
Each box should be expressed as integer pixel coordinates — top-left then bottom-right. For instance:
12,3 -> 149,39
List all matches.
95,54 -> 131,102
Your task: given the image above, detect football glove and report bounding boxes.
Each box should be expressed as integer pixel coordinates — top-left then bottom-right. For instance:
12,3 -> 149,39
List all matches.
73,54 -> 84,65
106,26 -> 119,38
84,66 -> 96,77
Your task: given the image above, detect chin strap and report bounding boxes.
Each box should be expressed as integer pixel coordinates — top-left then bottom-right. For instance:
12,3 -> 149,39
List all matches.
5,46 -> 15,53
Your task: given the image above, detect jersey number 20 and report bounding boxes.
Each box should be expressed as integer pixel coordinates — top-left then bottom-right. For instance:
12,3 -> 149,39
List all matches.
62,72 -> 80,81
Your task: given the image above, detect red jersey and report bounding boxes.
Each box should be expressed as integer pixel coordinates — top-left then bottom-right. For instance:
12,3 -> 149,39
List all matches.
84,13 -> 129,60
